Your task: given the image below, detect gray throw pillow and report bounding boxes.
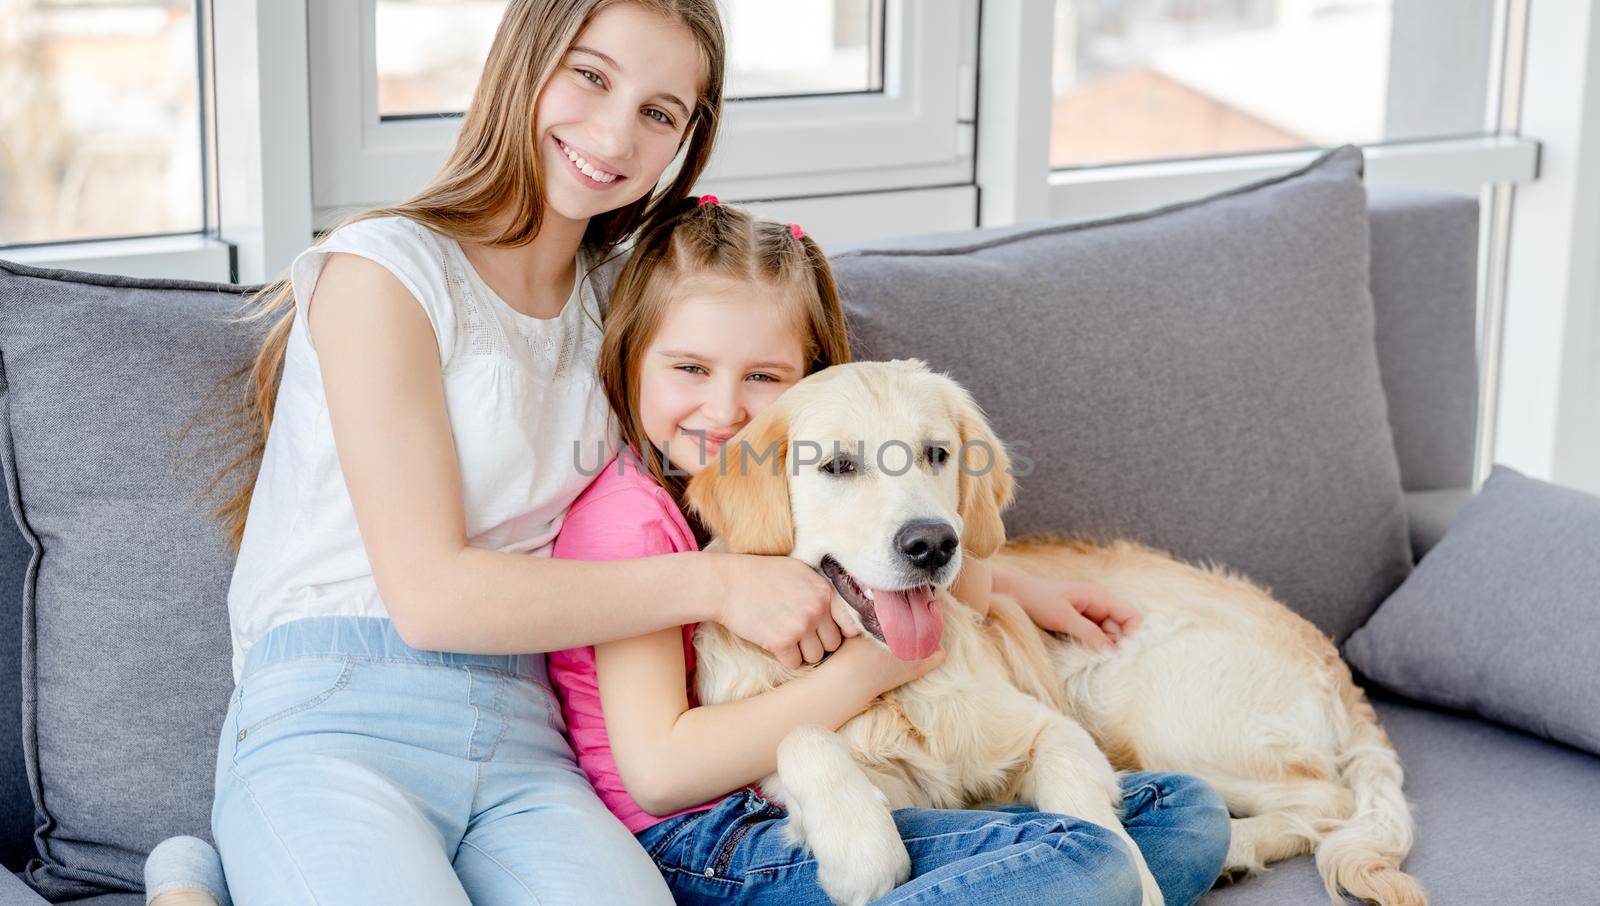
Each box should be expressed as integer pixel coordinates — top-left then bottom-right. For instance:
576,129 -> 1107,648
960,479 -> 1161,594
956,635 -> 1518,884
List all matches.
1345,467 -> 1600,755
834,145 -> 1411,641
0,260 -> 256,899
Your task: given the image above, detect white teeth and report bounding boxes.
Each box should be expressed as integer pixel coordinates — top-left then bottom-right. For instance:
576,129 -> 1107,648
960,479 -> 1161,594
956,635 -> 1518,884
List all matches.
559,141 -> 618,183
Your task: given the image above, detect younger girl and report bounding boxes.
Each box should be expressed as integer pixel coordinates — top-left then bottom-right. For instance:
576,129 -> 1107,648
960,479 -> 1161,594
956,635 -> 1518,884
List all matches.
548,198 -> 1232,905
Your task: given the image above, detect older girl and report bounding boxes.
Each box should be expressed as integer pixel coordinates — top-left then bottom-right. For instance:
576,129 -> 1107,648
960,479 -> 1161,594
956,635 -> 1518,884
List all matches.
148,3 -> 854,904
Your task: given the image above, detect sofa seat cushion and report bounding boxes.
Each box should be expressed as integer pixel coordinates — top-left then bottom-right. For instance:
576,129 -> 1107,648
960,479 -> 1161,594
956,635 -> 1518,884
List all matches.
1201,693 -> 1600,904
834,145 -> 1411,640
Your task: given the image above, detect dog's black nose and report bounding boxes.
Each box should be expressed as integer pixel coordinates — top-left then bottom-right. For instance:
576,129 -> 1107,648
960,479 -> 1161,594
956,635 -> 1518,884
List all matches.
895,520 -> 959,573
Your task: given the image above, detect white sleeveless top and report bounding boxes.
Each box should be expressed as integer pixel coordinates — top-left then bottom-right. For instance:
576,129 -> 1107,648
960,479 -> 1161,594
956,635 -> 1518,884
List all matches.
226,216 -> 622,681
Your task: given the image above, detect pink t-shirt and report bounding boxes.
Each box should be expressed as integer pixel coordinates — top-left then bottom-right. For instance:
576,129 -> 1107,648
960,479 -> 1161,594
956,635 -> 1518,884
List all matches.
547,455 -> 719,833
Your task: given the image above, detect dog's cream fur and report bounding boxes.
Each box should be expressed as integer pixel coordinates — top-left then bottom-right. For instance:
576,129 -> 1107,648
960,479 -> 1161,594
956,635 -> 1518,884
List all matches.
686,360 -> 1424,906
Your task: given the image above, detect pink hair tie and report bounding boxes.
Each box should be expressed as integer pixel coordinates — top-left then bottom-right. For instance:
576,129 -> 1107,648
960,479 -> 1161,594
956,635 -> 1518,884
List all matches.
697,194 -> 719,207
788,223 -> 805,239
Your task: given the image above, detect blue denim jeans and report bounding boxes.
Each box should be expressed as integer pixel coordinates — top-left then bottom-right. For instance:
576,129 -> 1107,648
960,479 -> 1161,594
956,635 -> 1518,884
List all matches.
635,774 -> 1230,906
201,616 -> 672,905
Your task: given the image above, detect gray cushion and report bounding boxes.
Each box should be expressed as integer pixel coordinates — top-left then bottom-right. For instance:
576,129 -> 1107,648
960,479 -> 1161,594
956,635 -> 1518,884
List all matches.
1203,693 -> 1600,904
0,260 -> 254,900
1345,467 -> 1600,755
834,145 -> 1411,640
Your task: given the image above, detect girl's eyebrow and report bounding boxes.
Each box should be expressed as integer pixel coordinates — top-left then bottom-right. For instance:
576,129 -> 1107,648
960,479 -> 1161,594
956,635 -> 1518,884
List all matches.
748,361 -> 798,373
570,46 -> 692,117
658,350 -> 797,373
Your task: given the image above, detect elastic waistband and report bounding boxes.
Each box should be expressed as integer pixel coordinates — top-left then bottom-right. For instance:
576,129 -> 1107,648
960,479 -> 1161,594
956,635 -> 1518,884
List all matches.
243,616 -> 546,681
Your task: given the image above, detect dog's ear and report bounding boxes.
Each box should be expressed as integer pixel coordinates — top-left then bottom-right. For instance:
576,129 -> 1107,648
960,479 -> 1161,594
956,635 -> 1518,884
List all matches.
685,406 -> 796,555
949,384 -> 1015,559
887,358 -> 931,374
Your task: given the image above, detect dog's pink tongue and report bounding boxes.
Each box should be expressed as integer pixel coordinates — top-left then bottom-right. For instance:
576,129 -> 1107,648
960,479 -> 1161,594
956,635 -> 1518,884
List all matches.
870,585 -> 942,660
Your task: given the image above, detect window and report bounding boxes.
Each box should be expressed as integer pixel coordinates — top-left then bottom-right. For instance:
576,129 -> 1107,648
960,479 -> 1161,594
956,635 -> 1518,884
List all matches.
1051,0 -> 1497,169
0,0 -> 204,247
374,1 -> 504,119
375,0 -> 885,118
721,0 -> 883,101
310,0 -> 963,221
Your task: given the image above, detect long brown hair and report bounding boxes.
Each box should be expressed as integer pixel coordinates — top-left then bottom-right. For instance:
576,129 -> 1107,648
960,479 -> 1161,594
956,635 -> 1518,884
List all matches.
597,199 -> 851,541
203,0 -> 725,554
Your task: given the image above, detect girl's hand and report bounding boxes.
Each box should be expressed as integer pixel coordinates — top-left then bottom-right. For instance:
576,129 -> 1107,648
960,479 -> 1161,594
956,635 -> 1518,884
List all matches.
1003,571 -> 1141,651
706,553 -> 859,670
827,635 -> 946,697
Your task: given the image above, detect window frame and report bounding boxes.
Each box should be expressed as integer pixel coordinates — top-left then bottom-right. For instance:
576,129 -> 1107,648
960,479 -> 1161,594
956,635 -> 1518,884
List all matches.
2,234 -> 233,282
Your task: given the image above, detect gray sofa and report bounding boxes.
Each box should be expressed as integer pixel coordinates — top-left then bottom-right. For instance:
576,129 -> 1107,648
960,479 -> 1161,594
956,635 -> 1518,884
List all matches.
3,146 -> 1597,904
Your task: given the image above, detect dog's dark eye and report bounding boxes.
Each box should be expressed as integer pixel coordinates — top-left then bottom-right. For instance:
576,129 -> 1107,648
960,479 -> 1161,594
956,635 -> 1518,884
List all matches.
821,455 -> 858,476
926,445 -> 950,467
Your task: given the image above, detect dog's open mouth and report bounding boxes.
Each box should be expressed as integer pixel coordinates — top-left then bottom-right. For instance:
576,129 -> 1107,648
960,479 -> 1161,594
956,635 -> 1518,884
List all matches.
820,556 -> 942,661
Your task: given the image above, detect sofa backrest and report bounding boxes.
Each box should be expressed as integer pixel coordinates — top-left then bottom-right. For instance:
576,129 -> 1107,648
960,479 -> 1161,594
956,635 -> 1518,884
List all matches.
0,180 -> 1480,878
1365,188 -> 1481,490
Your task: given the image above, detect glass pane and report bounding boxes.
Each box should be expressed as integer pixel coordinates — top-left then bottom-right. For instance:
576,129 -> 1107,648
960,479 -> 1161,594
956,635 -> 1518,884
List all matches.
723,0 -> 881,100
1051,0 -> 1497,169
375,0 -> 506,119
0,0 -> 202,246
376,0 -> 883,119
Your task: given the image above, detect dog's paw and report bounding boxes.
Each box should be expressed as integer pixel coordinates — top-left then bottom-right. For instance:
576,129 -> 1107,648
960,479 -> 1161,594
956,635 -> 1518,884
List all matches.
815,829 -> 910,906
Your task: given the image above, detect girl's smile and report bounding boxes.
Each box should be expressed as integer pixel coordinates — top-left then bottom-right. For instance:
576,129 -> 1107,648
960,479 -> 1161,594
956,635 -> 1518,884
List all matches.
555,137 -> 625,187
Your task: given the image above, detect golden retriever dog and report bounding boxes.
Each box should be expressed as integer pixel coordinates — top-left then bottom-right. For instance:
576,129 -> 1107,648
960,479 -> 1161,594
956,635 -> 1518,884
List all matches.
685,360 -> 1424,906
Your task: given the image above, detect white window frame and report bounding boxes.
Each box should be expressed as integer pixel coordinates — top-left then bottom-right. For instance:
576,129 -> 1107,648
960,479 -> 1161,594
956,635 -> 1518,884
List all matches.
3,234 -> 233,282
1043,136 -> 1538,224
307,0 -> 972,224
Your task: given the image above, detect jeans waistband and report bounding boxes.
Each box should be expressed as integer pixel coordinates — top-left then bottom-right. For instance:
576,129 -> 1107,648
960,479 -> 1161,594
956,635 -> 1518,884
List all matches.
243,616 -> 546,681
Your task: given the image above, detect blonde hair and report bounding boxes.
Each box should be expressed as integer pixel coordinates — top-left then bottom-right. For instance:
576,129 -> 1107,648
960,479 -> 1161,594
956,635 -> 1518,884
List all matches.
597,200 -> 851,540
200,0 -> 726,554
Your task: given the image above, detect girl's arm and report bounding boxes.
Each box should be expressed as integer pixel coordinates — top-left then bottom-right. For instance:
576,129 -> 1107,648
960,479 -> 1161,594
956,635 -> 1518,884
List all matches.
307,254 -> 835,655
597,630 -> 942,816
949,554 -> 1138,650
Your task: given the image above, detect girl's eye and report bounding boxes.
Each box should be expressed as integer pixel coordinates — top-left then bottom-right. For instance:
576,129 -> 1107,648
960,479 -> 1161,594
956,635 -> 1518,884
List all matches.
577,68 -> 604,86
675,364 -> 707,376
747,373 -> 779,383
644,108 -> 674,126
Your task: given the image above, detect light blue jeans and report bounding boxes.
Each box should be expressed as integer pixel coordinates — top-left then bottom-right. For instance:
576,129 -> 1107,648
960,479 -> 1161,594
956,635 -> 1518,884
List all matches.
175,616 -> 672,905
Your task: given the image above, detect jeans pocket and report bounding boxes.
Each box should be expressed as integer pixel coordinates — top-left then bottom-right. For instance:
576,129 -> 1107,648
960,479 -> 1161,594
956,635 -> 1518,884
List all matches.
233,656 -> 356,749
642,810 -> 709,867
